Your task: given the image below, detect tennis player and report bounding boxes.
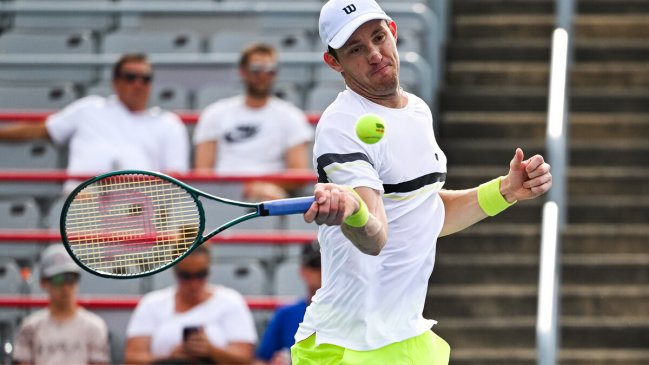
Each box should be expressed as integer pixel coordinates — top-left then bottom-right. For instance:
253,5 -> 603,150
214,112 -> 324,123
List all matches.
295,0 -> 553,363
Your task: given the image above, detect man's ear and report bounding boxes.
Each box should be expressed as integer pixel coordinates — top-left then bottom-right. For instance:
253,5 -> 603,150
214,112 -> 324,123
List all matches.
323,51 -> 343,73
389,20 -> 398,42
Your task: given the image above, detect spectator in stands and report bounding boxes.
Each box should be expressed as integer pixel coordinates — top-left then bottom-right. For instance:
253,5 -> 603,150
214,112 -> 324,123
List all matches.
255,241 -> 321,365
193,43 -> 313,201
12,244 -> 110,365
0,53 -> 189,192
124,244 -> 257,365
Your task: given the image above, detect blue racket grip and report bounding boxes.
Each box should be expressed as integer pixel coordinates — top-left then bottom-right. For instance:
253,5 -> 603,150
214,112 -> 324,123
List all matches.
260,196 -> 315,216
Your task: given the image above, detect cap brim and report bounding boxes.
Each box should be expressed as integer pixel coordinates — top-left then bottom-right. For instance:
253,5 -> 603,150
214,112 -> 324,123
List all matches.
43,263 -> 82,278
328,12 -> 392,49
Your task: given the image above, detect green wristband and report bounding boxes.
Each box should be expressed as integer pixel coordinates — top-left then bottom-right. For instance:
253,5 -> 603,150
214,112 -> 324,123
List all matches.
343,187 -> 370,228
477,177 -> 516,216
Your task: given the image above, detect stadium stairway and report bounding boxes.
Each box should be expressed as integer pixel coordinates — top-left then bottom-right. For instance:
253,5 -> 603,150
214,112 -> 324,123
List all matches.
430,0 -> 649,364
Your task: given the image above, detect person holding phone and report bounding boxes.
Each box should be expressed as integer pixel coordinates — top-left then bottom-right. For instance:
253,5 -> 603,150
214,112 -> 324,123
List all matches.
124,244 -> 257,364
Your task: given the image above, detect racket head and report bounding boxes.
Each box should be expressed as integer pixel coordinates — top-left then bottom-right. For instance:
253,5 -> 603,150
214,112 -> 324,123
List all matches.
60,170 -> 206,278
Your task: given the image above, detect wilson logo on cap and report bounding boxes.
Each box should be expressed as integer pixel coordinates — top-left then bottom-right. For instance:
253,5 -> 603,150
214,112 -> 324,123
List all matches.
343,4 -> 357,14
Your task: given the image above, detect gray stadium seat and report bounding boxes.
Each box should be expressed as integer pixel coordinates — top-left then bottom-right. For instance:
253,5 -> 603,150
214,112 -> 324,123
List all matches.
0,198 -> 43,258
0,31 -> 97,83
0,259 -> 23,357
102,30 -> 203,54
194,83 -> 244,110
210,260 -> 269,296
0,140 -> 64,199
273,260 -> 306,297
0,84 -> 77,110
12,1 -> 114,33
305,84 -> 341,112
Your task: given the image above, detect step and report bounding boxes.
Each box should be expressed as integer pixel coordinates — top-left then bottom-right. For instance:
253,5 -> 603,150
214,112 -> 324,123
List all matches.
451,0 -> 553,16
578,0 -> 649,14
453,15 -> 553,40
439,112 -> 649,140
446,62 -> 649,88
576,15 -> 649,40
431,253 -> 649,285
425,285 -> 649,317
440,88 -> 649,112
439,224 -> 649,255
435,316 -> 649,348
446,167 -> 649,197
450,348 -> 649,365
441,139 -> 649,166
575,40 -> 649,62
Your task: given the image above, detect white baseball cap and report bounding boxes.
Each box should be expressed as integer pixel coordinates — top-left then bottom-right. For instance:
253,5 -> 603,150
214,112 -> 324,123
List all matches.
40,244 -> 81,278
319,0 -> 392,49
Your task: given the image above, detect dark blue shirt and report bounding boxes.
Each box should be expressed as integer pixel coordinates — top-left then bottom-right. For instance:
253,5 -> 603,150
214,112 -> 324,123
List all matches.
256,299 -> 308,361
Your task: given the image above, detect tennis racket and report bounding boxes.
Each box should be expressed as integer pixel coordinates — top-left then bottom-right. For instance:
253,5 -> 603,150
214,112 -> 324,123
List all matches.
59,170 -> 314,279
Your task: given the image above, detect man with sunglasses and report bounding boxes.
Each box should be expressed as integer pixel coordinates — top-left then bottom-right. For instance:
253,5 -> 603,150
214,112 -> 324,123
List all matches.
193,43 -> 313,201
0,53 -> 189,192
13,244 -> 110,365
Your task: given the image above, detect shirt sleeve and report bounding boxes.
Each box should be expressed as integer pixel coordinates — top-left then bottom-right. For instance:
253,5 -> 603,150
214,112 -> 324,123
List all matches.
12,320 -> 35,363
161,113 -> 190,173
45,97 -> 92,146
218,291 -> 258,344
86,314 -> 111,364
126,295 -> 158,338
192,103 -> 223,145
313,112 -> 384,192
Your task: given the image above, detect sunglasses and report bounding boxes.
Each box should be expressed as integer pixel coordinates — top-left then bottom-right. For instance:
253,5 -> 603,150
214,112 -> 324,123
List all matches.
175,269 -> 209,281
47,272 -> 80,286
117,72 -> 153,84
247,63 -> 278,74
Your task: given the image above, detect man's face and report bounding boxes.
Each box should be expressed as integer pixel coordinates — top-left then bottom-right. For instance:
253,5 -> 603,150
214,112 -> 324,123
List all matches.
327,20 -> 400,100
241,52 -> 278,98
113,61 -> 153,112
41,272 -> 80,305
174,252 -> 210,300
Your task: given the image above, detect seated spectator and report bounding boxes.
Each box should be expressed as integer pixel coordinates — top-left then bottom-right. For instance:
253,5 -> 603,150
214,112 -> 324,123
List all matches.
255,242 -> 321,365
12,244 -> 110,365
0,53 -> 190,192
124,244 -> 257,364
193,43 -> 313,201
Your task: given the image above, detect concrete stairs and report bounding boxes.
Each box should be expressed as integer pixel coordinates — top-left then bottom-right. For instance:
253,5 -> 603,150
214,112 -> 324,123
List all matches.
427,0 -> 649,363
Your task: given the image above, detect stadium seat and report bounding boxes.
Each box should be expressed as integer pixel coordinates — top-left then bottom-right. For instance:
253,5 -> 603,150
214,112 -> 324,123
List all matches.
12,1 -> 115,33
0,259 -> 23,358
0,141 -> 61,170
273,260 -> 306,297
0,31 -> 97,83
102,30 -> 203,54
194,83 -> 245,110
0,84 -> 77,110
305,83 -> 341,112
0,199 -> 44,263
210,260 -> 269,296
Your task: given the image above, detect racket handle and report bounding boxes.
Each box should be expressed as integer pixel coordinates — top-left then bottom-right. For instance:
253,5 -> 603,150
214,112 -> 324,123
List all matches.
260,196 -> 315,216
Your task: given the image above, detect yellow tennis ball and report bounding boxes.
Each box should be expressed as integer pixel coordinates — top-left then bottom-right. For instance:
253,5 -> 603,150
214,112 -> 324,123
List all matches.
355,113 -> 385,144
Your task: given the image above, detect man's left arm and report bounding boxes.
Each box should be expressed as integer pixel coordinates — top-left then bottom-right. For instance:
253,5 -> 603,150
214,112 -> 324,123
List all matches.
439,148 -> 552,237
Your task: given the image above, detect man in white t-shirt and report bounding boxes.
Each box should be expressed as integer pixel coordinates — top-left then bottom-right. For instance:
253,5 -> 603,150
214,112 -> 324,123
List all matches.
12,244 -> 110,365
293,1 -> 554,364
0,54 -> 190,192
193,44 -> 313,201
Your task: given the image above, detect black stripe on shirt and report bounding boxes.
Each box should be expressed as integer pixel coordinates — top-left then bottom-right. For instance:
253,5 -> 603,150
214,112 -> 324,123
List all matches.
383,172 -> 447,194
316,152 -> 373,183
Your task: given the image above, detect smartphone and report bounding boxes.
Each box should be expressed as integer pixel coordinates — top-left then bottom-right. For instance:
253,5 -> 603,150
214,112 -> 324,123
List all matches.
182,326 -> 200,342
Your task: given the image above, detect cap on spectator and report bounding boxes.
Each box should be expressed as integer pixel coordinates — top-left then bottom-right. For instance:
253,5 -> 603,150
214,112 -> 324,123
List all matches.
40,244 -> 81,278
301,241 -> 321,269
319,0 -> 392,49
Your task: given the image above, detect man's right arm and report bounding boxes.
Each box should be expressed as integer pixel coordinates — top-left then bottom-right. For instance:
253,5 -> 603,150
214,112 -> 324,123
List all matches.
0,122 -> 49,141
193,140 -> 217,173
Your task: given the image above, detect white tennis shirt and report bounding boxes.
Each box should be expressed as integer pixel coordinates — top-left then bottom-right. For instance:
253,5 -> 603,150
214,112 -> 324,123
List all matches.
295,88 -> 448,350
193,95 -> 313,174
46,95 -> 190,176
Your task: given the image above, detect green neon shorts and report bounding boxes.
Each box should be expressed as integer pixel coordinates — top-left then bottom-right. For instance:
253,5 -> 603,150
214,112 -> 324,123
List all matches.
290,330 -> 450,365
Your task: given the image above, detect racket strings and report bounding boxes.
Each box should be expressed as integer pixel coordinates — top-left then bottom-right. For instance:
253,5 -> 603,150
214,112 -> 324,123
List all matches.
64,174 -> 200,276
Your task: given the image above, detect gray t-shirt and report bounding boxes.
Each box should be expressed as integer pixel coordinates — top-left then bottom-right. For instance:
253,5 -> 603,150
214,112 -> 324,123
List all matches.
13,308 -> 110,365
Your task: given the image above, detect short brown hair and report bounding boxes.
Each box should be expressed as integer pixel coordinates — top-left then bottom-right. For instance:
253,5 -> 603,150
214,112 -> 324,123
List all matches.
112,53 -> 149,80
238,43 -> 277,68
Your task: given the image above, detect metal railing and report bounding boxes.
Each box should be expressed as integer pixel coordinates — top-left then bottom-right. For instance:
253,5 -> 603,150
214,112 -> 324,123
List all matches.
537,0 -> 575,363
